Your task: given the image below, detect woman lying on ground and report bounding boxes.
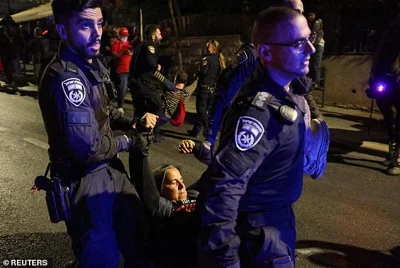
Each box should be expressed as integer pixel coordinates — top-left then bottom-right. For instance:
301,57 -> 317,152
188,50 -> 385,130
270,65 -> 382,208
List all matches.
129,148 -> 199,268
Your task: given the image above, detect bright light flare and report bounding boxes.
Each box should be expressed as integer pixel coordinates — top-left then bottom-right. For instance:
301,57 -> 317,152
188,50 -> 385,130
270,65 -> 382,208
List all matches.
377,84 -> 385,92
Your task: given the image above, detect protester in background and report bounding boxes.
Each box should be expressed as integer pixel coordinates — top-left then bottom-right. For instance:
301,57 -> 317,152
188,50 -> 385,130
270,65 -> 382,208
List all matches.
101,23 -> 114,68
307,10 -> 325,87
0,25 -> 14,85
153,70 -> 198,143
112,27 -> 133,114
26,28 -> 47,82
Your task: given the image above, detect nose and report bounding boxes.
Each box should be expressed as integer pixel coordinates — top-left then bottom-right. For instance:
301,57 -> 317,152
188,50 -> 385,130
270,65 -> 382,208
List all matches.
93,26 -> 102,39
306,40 -> 316,54
177,180 -> 185,190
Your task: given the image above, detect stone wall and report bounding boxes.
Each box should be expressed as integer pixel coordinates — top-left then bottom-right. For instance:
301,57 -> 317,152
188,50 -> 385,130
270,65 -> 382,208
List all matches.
159,35 -> 242,80
320,55 -> 373,110
159,37 -> 377,112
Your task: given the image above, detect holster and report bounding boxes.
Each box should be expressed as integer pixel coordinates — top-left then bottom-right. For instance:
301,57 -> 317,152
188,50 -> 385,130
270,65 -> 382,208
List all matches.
35,162 -> 75,223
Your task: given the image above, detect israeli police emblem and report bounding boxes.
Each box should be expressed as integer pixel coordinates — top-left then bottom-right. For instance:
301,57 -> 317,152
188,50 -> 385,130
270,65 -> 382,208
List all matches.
61,78 -> 86,107
231,50 -> 248,68
235,116 -> 264,151
148,46 -> 155,54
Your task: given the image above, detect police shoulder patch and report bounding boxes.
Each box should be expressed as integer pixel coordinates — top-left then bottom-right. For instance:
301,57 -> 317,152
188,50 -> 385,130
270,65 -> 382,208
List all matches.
231,50 -> 248,68
235,116 -> 265,151
148,46 -> 155,54
61,78 -> 86,107
202,60 -> 208,66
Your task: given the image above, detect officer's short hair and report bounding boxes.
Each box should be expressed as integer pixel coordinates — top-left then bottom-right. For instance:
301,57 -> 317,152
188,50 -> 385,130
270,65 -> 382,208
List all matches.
145,24 -> 161,40
251,7 -> 301,47
175,70 -> 188,84
52,0 -> 103,24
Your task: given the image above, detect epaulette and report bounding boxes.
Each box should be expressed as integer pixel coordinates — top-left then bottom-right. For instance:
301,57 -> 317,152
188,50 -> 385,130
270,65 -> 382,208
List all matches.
65,61 -> 79,74
251,91 -> 272,111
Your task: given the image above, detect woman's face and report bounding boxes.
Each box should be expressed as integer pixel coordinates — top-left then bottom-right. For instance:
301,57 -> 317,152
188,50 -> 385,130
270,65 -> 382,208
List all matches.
207,42 -> 217,54
162,168 -> 187,202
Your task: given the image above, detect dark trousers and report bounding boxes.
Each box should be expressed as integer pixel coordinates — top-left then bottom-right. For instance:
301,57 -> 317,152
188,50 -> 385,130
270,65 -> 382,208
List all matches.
192,92 -> 212,136
65,158 -> 144,268
130,83 -> 163,119
238,206 -> 296,268
1,56 -> 14,83
310,45 -> 324,84
118,73 -> 129,108
376,96 -> 400,145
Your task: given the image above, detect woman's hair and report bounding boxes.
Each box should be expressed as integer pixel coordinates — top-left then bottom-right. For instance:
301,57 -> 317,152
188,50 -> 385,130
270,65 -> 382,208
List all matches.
207,39 -> 226,71
152,164 -> 182,196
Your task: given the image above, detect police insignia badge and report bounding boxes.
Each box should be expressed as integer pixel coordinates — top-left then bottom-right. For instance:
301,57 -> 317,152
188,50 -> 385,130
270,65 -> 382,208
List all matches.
148,46 -> 155,54
61,78 -> 86,107
231,50 -> 248,68
235,116 -> 264,151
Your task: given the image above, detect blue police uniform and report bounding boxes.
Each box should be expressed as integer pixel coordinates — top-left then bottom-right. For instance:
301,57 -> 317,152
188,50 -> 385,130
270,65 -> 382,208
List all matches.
198,62 -> 306,268
205,42 -> 258,144
189,53 -> 221,137
205,42 -> 315,145
38,44 -> 143,267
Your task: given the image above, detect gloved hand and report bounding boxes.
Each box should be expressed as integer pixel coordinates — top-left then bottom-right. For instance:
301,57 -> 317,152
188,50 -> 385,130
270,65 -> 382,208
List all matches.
126,130 -> 150,156
193,141 -> 212,165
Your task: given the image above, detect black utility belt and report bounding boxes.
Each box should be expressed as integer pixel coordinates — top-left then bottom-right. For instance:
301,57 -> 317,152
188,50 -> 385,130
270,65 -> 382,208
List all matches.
199,85 -> 215,94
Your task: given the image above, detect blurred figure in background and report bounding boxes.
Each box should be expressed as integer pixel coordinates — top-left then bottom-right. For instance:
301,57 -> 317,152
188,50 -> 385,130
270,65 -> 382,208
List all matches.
112,27 -> 133,113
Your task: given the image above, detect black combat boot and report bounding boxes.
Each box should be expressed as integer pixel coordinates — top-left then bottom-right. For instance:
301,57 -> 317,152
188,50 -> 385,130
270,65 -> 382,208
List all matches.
387,148 -> 400,175
383,142 -> 396,166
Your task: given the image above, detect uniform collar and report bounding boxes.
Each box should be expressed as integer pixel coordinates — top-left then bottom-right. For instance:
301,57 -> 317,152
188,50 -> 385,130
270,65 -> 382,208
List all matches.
254,61 -> 305,112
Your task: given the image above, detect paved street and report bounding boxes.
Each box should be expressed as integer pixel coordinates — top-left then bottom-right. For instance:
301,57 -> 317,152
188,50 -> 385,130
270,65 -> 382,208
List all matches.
0,84 -> 399,268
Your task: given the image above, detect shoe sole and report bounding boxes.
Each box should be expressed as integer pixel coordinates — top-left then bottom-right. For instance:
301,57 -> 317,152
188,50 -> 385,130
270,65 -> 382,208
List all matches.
312,119 -> 330,179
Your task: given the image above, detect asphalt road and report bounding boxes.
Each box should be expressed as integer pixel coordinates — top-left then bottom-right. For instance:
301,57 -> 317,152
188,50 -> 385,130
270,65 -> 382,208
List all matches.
0,90 -> 399,268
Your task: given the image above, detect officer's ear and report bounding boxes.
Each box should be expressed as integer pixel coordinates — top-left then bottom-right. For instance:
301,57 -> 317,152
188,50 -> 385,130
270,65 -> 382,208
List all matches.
258,44 -> 272,62
55,24 -> 68,40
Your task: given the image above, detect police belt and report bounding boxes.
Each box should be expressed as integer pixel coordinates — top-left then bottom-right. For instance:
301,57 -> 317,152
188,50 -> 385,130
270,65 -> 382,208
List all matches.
199,84 -> 215,94
50,158 -> 110,181
236,205 -> 293,232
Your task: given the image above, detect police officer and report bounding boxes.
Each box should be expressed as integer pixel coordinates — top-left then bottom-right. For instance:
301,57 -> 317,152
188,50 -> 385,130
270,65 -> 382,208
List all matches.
204,0 -> 320,146
38,0 -> 157,266
188,40 -> 223,138
198,7 -> 316,267
129,24 -> 177,119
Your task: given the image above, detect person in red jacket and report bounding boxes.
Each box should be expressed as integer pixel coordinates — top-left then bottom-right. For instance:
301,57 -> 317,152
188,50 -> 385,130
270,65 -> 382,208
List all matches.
112,27 -> 133,113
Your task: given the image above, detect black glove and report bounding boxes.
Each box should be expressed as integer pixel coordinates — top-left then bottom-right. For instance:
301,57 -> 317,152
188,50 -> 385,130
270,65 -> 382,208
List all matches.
127,130 -> 150,156
193,141 -> 212,165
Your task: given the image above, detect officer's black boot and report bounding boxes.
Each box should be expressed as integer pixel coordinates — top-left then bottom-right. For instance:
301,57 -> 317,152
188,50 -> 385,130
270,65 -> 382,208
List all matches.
188,124 -> 202,138
383,141 -> 396,166
387,147 -> 400,175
